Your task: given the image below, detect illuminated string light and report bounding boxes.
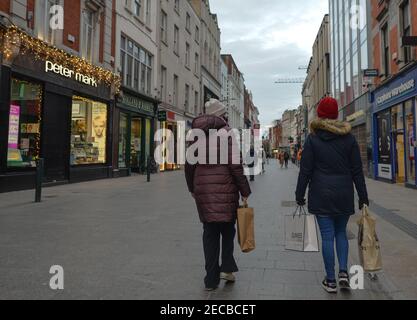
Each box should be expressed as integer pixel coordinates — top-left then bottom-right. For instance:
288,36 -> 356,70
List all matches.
2,25 -> 121,94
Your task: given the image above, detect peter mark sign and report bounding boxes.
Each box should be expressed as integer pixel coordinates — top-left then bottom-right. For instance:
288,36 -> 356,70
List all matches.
45,61 -> 98,87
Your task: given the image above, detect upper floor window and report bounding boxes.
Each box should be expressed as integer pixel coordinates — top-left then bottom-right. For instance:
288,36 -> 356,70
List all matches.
400,0 -> 411,64
186,13 -> 191,32
174,0 -> 180,13
161,10 -> 168,44
133,0 -> 141,17
145,0 -> 151,25
381,24 -> 390,76
195,26 -> 199,44
185,42 -> 190,68
82,9 -> 95,62
120,35 -> 153,95
174,25 -> 180,55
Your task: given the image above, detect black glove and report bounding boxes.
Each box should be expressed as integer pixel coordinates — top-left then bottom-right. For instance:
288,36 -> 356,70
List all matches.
359,199 -> 369,210
297,198 -> 306,207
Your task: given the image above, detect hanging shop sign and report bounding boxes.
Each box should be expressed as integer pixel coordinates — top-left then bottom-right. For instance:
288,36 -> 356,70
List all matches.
158,110 -> 167,122
363,69 -> 379,77
45,61 -> 98,87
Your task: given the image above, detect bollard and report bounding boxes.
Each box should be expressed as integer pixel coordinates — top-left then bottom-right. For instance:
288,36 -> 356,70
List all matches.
35,158 -> 44,203
147,156 -> 151,183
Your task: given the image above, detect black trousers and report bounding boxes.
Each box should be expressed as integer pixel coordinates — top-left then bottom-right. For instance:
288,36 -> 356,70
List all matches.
203,222 -> 239,288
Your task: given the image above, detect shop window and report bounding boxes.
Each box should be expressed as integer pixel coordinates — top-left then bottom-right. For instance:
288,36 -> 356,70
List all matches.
118,113 -> 129,168
405,100 -> 416,184
71,96 -> 107,165
7,79 -> 42,169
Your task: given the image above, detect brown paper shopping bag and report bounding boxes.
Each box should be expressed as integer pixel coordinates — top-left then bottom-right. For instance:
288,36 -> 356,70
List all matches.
237,201 -> 255,253
357,205 -> 383,272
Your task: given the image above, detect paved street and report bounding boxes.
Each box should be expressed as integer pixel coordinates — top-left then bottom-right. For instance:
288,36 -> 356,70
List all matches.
0,162 -> 416,300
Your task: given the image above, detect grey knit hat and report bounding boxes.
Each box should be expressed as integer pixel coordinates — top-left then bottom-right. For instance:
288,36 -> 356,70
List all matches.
205,99 -> 227,117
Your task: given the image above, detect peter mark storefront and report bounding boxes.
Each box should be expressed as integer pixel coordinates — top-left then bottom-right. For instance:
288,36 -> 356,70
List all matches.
0,26 -> 120,193
372,63 -> 417,188
113,89 -> 157,176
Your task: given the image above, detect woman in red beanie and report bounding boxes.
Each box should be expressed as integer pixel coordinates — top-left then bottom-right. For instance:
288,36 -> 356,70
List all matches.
295,97 -> 369,294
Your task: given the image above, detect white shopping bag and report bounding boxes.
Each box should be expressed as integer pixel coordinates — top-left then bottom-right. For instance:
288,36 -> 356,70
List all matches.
285,206 -> 319,252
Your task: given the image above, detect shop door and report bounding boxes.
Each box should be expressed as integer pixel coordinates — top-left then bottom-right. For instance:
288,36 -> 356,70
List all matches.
130,117 -> 142,172
42,92 -> 71,183
392,130 -> 406,184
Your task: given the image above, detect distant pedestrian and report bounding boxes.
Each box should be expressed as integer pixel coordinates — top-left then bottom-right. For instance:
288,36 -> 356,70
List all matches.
295,97 -> 369,294
185,99 -> 252,291
247,146 -> 256,181
278,152 -> 284,169
284,151 -> 290,169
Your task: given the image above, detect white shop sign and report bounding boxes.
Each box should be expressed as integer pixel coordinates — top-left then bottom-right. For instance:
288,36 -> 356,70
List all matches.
45,61 -> 98,87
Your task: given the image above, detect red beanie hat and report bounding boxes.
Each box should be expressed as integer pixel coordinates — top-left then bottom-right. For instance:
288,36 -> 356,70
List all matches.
317,97 -> 339,120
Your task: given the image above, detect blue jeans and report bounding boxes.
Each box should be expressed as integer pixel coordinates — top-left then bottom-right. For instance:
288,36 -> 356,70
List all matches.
316,215 -> 350,281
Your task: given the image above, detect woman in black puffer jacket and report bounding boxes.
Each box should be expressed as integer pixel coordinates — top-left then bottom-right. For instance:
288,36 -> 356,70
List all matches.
295,97 -> 369,294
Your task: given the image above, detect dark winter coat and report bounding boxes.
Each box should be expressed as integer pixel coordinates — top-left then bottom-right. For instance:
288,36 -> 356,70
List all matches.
295,118 -> 369,216
185,115 -> 252,223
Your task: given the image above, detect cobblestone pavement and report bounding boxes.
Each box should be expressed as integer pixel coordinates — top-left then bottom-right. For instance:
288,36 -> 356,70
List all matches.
0,161 -> 415,300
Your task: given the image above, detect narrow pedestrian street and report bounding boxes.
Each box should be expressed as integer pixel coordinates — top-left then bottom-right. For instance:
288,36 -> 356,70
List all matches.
1,162 -> 415,300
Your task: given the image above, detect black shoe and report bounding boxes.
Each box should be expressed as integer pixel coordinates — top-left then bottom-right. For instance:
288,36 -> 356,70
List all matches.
338,272 -> 351,290
322,279 -> 338,294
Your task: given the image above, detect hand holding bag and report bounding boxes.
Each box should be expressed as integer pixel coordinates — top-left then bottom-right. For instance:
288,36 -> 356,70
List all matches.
357,205 -> 383,272
285,206 -> 319,252
237,200 -> 255,253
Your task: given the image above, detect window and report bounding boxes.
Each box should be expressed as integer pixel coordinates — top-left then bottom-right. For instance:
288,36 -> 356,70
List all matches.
161,66 -> 167,101
82,9 -> 95,62
134,0 -> 141,17
195,53 -> 199,74
174,0 -> 179,13
194,91 -> 199,116
173,75 -> 178,107
174,25 -> 179,55
186,13 -> 191,32
195,26 -> 199,43
185,84 -> 190,112
401,0 -> 411,64
160,10 -> 167,44
120,35 -> 153,95
145,0 -> 151,25
185,42 -> 190,68
46,0 -> 60,44
7,79 -> 42,169
381,24 -> 390,76
71,96 -> 107,165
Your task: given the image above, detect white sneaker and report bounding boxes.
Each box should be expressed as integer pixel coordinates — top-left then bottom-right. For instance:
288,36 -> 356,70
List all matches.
220,273 -> 236,283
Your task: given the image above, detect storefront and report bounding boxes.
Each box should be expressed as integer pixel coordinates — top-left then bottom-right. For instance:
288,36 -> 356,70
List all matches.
372,64 -> 417,188
113,90 -> 157,177
0,27 -> 119,192
157,110 -> 183,172
341,93 -> 373,178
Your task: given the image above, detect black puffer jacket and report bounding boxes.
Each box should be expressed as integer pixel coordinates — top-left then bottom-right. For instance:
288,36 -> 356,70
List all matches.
295,118 -> 369,216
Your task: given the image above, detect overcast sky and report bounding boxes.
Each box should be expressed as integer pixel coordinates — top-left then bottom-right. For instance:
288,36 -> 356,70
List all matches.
210,0 -> 329,128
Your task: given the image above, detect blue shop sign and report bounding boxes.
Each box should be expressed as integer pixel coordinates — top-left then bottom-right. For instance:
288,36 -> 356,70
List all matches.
373,66 -> 417,113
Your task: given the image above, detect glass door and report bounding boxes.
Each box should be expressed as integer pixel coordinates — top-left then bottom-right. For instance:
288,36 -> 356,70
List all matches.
391,105 -> 406,184
405,100 -> 416,185
130,117 -> 142,172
